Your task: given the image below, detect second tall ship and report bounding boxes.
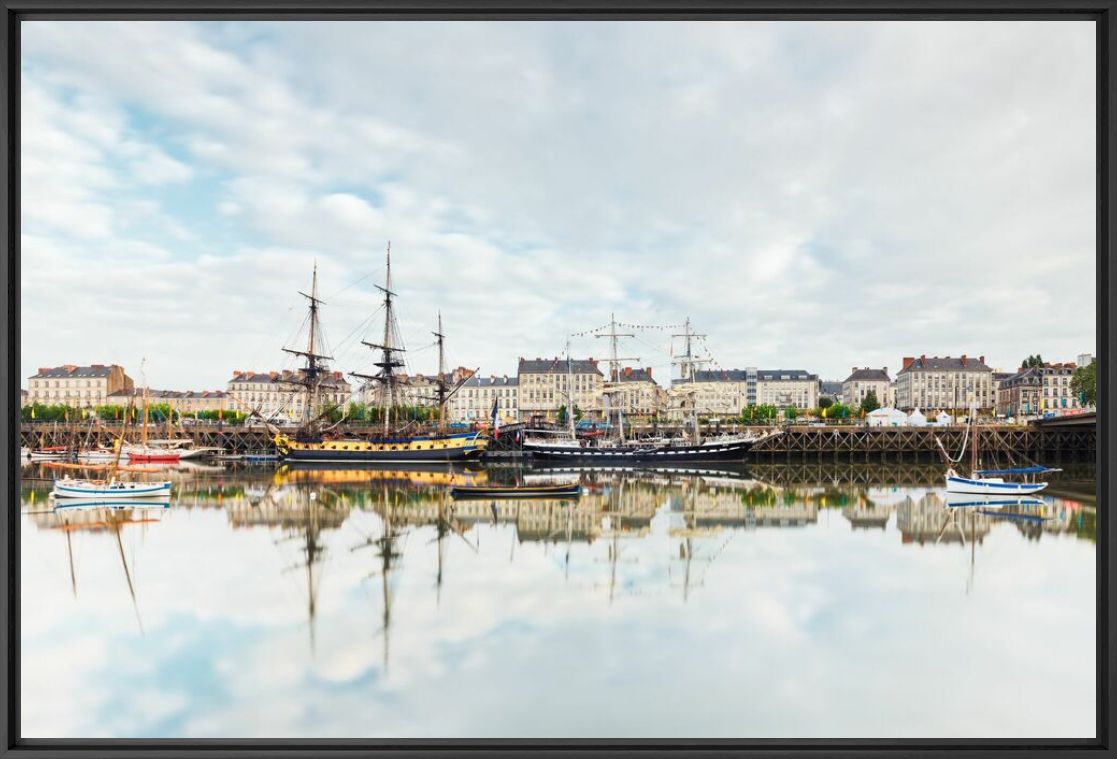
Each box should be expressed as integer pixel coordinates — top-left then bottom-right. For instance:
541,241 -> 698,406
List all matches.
271,246 -> 487,465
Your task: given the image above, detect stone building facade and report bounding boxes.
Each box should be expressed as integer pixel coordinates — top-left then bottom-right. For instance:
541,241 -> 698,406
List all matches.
27,364 -> 134,407
995,362 -> 1081,418
517,357 -> 604,421
893,355 -> 994,411
841,367 -> 892,408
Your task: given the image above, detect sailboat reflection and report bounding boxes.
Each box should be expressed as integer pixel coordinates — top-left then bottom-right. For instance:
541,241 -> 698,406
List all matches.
44,498 -> 168,632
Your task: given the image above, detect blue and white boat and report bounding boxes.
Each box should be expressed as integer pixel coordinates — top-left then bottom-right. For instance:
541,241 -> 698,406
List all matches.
52,477 -> 172,499
944,466 -> 1057,496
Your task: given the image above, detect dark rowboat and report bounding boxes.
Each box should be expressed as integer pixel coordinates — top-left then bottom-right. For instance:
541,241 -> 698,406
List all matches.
450,483 -> 582,499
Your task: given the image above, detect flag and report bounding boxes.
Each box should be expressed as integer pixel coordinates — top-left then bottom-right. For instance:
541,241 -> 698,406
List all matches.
30,406 -> 35,420
490,398 -> 500,439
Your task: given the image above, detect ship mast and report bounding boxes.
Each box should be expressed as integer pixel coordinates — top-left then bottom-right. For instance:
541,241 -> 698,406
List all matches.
565,338 -> 577,439
433,311 -> 446,432
594,313 -> 638,443
671,317 -> 708,444
282,263 -> 333,429
351,244 -> 406,436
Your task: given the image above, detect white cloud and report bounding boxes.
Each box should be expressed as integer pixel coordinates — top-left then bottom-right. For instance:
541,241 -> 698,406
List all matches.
19,20 -> 1095,390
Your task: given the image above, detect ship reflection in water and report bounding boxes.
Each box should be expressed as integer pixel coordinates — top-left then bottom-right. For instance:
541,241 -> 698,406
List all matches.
20,463 -> 1096,739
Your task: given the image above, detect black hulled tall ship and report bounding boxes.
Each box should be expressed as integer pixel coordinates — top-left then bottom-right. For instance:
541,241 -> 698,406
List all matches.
273,246 -> 487,464
522,317 -> 773,464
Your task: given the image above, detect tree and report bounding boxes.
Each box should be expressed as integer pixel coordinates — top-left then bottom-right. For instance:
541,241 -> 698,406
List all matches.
1071,360 -> 1096,407
860,389 -> 881,414
557,404 -> 583,424
784,407 -> 798,420
1022,354 -> 1045,369
818,397 -> 833,409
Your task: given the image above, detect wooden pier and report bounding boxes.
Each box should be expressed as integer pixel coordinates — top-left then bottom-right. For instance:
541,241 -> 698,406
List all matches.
19,421 -> 1095,463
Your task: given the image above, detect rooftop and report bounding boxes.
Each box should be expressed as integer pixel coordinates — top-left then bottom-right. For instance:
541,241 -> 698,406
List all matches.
463,375 -> 518,387
844,367 -> 890,383
31,364 -> 121,379
518,357 -> 603,375
898,355 -> 992,374
230,369 -> 350,387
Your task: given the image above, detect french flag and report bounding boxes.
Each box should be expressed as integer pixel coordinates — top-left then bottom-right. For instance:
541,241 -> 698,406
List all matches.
490,398 -> 500,439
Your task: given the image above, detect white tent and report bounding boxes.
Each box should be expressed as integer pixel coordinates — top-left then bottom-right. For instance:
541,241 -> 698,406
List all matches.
907,408 -> 928,427
934,411 -> 952,426
867,407 -> 908,427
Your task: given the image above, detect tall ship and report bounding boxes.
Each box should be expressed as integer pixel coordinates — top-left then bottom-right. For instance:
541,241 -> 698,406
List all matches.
272,246 -> 487,464
522,317 -> 774,464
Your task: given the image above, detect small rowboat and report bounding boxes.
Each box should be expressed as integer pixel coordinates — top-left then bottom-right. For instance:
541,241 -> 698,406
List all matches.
450,483 -> 582,499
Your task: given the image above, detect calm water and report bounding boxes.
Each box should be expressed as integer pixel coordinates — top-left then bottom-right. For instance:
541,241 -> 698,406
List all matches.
20,462 -> 1096,739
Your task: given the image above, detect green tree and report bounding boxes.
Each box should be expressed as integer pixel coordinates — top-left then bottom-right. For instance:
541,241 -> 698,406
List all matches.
557,404 -> 583,424
818,397 -> 833,409
860,389 -> 881,414
827,402 -> 852,420
1022,354 -> 1045,369
784,407 -> 798,420
1071,360 -> 1096,407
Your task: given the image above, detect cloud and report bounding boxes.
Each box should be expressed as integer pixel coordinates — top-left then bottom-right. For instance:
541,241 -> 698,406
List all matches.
19,20 -> 1095,392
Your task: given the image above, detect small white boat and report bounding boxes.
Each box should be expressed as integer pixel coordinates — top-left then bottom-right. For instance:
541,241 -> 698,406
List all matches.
77,448 -> 127,463
30,446 -> 69,461
944,466 -> 1057,495
52,477 -> 172,499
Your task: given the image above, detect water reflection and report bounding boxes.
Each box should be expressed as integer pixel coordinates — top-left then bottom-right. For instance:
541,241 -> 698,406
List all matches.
20,463 -> 1096,739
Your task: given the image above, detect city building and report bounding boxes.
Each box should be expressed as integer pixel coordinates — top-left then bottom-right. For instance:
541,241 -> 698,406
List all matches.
20,389 -> 28,408
996,362 -> 1081,418
227,369 -> 351,422
670,368 -> 818,417
841,367 -> 891,408
107,388 -> 228,414
755,369 -> 819,410
517,357 -> 604,421
449,375 -> 519,424
27,364 -> 133,407
1077,353 -> 1095,367
893,355 -> 994,411
604,367 -> 666,419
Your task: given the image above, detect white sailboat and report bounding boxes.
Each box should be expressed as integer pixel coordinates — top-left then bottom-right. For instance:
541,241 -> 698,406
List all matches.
52,360 -> 173,500
938,399 -> 1056,496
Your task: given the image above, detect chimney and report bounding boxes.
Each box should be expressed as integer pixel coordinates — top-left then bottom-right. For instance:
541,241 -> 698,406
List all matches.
37,367 -> 49,374
979,355 -> 985,365
883,366 -> 888,376
63,364 -> 77,372
646,367 -> 652,377
852,367 -> 857,374
960,354 -> 967,366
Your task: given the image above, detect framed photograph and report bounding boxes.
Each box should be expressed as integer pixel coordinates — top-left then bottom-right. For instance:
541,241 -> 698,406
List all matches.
2,2 -> 1112,757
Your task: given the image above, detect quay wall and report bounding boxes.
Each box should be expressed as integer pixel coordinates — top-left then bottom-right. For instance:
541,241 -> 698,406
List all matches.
18,422 -> 1096,462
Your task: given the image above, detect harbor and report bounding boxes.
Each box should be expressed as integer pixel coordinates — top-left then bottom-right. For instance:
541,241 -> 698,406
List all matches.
18,413 -> 1097,462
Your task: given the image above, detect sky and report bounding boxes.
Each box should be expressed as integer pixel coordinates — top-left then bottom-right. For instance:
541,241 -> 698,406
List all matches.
20,20 -> 1096,391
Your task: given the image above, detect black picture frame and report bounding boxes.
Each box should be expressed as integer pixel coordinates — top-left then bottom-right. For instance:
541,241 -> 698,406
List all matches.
1,1 -> 1112,756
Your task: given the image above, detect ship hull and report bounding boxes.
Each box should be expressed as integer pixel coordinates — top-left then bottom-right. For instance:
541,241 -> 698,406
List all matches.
277,432 -> 486,465
523,438 -> 754,463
